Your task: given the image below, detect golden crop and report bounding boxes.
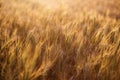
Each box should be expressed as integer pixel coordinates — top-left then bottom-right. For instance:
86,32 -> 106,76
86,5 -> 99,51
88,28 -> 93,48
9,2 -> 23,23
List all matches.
0,0 -> 120,80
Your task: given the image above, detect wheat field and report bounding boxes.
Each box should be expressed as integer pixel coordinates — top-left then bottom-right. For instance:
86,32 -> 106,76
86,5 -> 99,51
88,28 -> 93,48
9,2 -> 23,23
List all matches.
0,0 -> 120,80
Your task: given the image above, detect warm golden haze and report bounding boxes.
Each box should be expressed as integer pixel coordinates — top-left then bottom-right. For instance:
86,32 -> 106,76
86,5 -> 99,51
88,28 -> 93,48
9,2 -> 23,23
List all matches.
0,0 -> 120,80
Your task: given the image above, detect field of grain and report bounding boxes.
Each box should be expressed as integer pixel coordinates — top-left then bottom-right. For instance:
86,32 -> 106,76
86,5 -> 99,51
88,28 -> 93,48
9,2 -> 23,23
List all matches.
0,0 -> 120,80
